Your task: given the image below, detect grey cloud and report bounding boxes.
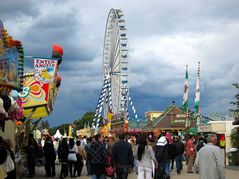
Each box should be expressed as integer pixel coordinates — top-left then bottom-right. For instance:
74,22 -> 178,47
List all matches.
0,0 -> 39,20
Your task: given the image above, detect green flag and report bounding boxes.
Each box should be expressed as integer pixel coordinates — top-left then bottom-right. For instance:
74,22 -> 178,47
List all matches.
182,65 -> 189,112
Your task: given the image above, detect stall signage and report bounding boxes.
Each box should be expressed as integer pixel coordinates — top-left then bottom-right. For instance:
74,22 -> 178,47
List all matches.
34,58 -> 57,84
176,114 -> 187,118
198,124 -> 211,132
174,119 -> 186,123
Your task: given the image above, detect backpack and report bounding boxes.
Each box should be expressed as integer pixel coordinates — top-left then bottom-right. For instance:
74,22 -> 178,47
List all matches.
3,151 -> 14,173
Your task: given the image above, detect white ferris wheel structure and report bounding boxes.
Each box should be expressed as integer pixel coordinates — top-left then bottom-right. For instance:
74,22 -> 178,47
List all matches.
93,9 -> 137,128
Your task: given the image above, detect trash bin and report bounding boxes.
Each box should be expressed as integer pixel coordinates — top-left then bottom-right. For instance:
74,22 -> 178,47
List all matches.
229,148 -> 238,166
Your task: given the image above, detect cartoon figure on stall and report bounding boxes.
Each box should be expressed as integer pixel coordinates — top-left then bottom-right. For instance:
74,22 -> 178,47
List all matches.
41,68 -> 52,80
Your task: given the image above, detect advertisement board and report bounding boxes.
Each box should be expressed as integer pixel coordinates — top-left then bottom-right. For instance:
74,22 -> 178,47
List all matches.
19,74 -> 50,118
34,58 -> 57,84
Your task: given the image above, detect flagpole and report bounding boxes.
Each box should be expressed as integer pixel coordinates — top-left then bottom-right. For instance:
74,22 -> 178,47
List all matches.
196,61 -> 201,125
184,65 -> 190,128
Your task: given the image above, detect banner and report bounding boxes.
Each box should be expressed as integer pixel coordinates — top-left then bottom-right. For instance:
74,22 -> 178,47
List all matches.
34,58 -> 57,84
182,65 -> 189,112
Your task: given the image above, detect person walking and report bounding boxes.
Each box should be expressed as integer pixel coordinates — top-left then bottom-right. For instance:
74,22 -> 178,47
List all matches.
85,137 -> 92,176
27,134 -> 38,177
174,136 -> 184,174
75,140 -> 87,177
58,138 -> 69,179
68,138 -> 78,178
165,132 -> 176,177
43,136 -> 56,177
112,133 -> 134,179
194,133 -> 225,179
186,135 -> 196,173
195,136 -> 206,152
135,134 -> 158,179
153,128 -> 169,179
89,134 -> 108,179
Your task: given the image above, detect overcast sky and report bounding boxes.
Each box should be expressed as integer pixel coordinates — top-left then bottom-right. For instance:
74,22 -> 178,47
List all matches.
1,0 -> 238,126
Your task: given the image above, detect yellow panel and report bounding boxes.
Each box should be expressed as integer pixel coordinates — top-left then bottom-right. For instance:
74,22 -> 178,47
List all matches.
23,105 -> 49,119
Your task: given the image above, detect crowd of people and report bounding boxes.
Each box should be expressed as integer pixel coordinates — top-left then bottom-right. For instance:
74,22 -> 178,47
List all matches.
0,128 -> 225,179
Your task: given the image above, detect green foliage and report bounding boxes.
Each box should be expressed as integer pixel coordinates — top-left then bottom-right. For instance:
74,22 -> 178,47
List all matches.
230,83 -> 239,120
48,123 -> 69,136
73,112 -> 95,130
230,128 -> 239,149
230,83 -> 239,149
48,112 -> 96,136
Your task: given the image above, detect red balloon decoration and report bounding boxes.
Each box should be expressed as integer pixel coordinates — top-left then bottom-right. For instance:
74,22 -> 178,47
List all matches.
52,44 -> 63,65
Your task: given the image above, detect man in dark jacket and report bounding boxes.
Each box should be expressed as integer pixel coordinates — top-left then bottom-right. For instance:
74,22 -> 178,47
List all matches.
27,134 -> 38,177
174,136 -> 184,174
112,133 -> 134,179
153,128 -> 169,179
43,136 -> 56,177
89,134 -> 107,179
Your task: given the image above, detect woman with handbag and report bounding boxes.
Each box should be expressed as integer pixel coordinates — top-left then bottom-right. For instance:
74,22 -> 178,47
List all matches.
68,138 -> 78,178
135,134 -> 158,179
75,140 -> 87,177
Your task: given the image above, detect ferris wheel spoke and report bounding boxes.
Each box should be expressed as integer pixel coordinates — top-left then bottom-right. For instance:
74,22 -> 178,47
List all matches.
110,29 -> 120,65
111,44 -> 120,69
111,77 -> 121,113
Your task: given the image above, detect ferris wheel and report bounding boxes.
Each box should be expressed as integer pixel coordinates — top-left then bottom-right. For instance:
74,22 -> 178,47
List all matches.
93,9 -> 137,128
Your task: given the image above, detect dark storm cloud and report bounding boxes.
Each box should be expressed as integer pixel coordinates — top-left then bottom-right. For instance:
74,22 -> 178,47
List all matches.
0,0 -> 39,20
22,10 -> 97,63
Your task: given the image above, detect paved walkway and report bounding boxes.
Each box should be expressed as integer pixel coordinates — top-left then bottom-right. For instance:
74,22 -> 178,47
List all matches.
22,163 -> 238,179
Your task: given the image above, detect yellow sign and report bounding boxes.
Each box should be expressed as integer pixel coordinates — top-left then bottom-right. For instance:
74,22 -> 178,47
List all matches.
23,106 -> 49,119
19,74 -> 50,108
19,74 -> 50,118
68,125 -> 72,137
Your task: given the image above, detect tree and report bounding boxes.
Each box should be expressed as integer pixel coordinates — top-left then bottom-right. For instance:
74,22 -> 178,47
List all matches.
74,112 -> 95,130
48,112 -> 96,136
230,83 -> 239,149
231,128 -> 239,149
230,83 -> 239,121
48,123 -> 69,136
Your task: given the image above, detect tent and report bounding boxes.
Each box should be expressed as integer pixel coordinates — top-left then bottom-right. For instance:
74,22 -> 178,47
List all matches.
53,129 -> 62,139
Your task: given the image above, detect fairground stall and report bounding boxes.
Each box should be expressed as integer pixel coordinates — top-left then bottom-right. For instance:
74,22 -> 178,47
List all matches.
17,45 -> 63,178
142,104 -> 195,136
0,20 -> 25,177
198,121 -> 239,166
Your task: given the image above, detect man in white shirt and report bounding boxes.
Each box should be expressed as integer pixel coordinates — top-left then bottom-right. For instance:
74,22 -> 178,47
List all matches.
194,133 -> 225,179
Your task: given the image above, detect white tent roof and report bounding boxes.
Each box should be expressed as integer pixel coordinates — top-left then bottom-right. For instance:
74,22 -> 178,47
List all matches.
54,129 -> 63,139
